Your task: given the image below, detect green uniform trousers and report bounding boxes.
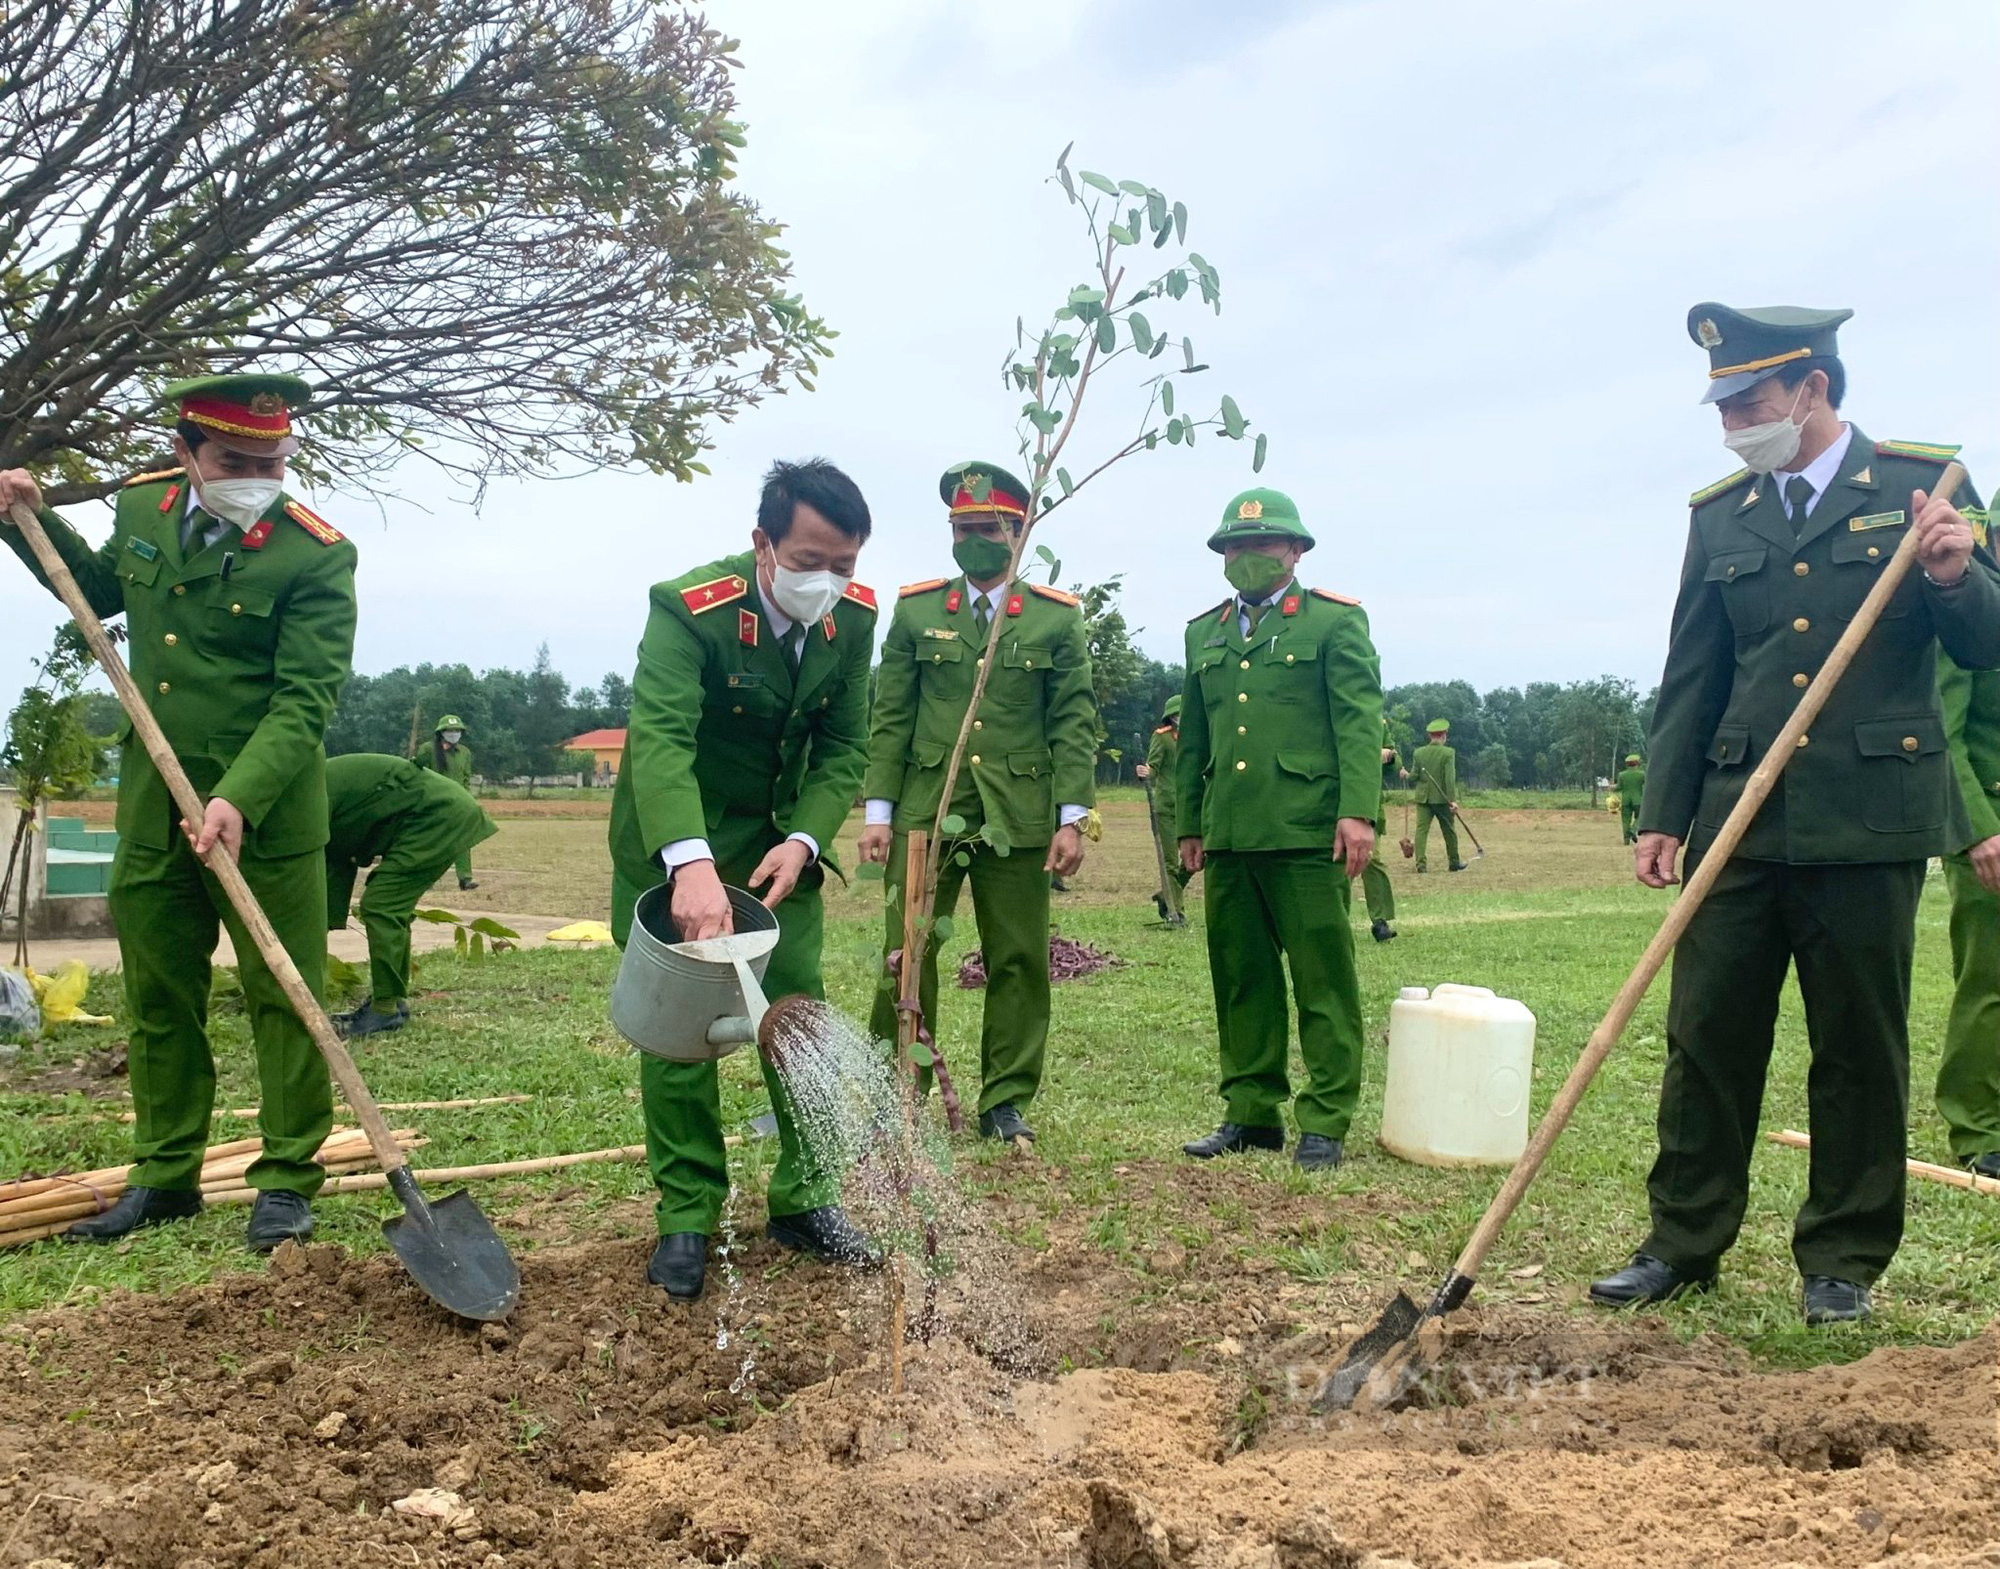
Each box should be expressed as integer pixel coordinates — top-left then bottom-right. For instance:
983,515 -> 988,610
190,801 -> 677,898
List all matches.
613,841 -> 836,1238
1148,805 -> 1193,893
1939,855 -> 2000,1160
453,845 -> 474,885
1620,804 -> 1640,845
1201,849 -> 1365,1139
1362,833 -> 1395,923
355,799 -> 491,1008
1414,804 -> 1459,869
109,835 -> 334,1195
1644,853 -> 1923,1285
869,831 -> 1049,1116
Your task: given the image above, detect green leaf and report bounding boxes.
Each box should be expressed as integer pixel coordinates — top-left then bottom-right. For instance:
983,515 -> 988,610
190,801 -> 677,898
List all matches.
953,850 -> 972,868
932,915 -> 955,943
1146,190 -> 1167,232
1183,337 -> 1196,371
1173,201 -> 1187,243
414,907 -> 460,925
1118,178 -> 1151,197
940,812 -> 968,836
1057,467 -> 1074,496
909,1039 -> 935,1068
1221,395 -> 1246,439
453,925 -> 468,955
1167,417 -> 1185,445
1107,223 -> 1134,246
855,861 -> 885,882
1129,312 -> 1154,353
470,930 -> 486,961
1144,431 -> 1158,450
1080,170 -> 1119,195
1160,381 -> 1174,415
469,916 -> 520,939
980,820 -> 1013,857
1253,432 -> 1269,473
1034,543 -> 1058,566
1067,285 -> 1105,307
1166,269 -> 1188,300
1095,316 -> 1116,353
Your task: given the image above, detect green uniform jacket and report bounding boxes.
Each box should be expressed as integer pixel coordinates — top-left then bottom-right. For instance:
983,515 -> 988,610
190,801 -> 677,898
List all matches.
420,742 -> 474,788
610,552 -> 876,885
1176,587 -> 1382,850
863,576 -> 1098,850
1939,652 -> 2000,851
1616,766 -> 1647,804
323,753 -> 498,922
1411,743 -> 1456,804
1640,432 -> 2000,862
1145,722 -> 1179,826
1,475 -> 357,856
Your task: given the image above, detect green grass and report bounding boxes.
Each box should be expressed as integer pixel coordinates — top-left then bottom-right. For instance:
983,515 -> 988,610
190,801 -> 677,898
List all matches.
2,808 -> 1994,1370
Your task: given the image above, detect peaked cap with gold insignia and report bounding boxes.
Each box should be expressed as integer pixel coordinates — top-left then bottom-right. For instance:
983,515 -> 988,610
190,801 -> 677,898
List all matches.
939,459 -> 1031,519
162,372 -> 313,457
1687,302 -> 1852,405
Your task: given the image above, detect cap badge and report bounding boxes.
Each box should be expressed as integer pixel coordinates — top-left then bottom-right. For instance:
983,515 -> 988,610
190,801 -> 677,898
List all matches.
248,391 -> 286,416
1695,318 -> 1723,349
1237,498 -> 1264,521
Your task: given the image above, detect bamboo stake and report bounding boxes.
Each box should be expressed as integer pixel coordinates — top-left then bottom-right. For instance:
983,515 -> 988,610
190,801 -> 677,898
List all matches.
197,1143 -> 650,1204
1766,1129 -> 2000,1196
126,1095 -> 534,1123
893,830 -> 928,1087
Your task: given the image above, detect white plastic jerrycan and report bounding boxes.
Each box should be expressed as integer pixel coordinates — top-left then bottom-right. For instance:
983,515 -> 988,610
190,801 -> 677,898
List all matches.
1380,984 -> 1536,1167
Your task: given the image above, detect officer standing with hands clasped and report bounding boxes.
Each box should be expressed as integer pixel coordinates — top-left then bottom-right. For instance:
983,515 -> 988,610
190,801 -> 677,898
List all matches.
860,461 -> 1099,1145
1593,303 -> 2000,1325
1177,489 -> 1382,1172
609,458 -> 882,1300
0,374 -> 356,1251
1935,645 -> 2000,1182
1615,753 -> 1647,845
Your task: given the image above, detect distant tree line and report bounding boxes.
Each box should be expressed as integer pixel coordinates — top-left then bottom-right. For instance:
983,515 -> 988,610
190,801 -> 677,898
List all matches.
1384,676 -> 1656,791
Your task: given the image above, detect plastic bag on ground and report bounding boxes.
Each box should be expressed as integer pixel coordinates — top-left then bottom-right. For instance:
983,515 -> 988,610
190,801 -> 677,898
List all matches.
545,920 -> 614,944
0,968 -> 38,1042
27,960 -> 113,1025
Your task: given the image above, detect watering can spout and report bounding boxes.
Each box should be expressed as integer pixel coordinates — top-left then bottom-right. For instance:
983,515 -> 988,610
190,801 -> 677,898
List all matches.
706,1015 -> 757,1049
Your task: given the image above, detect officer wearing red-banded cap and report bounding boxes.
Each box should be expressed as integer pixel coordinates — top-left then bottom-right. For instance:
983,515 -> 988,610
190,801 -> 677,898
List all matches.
0,371 -> 357,1254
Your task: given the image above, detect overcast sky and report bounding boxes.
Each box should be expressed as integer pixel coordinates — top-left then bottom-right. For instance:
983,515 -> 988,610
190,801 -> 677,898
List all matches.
5,0 -> 1996,703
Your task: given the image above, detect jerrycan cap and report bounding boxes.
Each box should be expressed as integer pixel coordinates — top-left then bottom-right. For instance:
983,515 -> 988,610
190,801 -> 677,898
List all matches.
1397,986 -> 1429,1001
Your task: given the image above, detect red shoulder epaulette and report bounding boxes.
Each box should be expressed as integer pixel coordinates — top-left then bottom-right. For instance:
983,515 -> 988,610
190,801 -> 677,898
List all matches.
1310,587 -> 1361,606
899,578 -> 948,598
122,466 -> 185,489
1028,582 -> 1080,607
842,580 -> 877,611
680,573 -> 749,614
284,499 -> 345,545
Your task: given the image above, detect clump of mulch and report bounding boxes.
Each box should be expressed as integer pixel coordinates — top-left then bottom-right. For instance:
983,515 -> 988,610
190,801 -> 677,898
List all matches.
958,934 -> 1124,989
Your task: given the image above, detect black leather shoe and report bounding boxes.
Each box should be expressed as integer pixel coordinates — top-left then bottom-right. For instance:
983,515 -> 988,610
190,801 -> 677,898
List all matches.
1182,1122 -> 1284,1159
335,1000 -> 409,1039
458,878 -> 479,891
978,1103 -> 1036,1143
62,1185 -> 203,1242
1294,1133 -> 1344,1171
1802,1275 -> 1872,1325
1588,1252 -> 1716,1306
1152,893 -> 1170,920
1370,919 -> 1396,943
647,1233 -> 708,1299
1965,1151 -> 2000,1181
768,1206 -> 881,1266
246,1190 -> 313,1252
1449,861 -> 1469,872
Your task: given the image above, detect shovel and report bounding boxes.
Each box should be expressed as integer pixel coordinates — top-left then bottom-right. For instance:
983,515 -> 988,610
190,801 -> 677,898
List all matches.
1316,463 -> 1966,1411
1452,806 -> 1486,860
8,499 -> 520,1322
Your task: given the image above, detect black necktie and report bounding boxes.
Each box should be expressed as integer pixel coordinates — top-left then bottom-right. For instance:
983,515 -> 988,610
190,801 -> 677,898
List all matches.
783,625 -> 804,672
1785,476 -> 1814,533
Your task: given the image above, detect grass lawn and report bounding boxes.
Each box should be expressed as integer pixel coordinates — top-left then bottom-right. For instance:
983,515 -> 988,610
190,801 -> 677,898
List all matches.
3,797 -> 1995,1369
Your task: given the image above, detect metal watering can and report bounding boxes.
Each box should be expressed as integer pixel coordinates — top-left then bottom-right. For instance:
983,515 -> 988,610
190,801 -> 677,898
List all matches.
610,882 -> 778,1061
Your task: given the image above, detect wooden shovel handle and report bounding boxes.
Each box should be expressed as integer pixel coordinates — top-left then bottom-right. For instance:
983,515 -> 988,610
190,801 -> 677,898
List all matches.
6,500 -> 410,1178
1445,463 -> 1965,1287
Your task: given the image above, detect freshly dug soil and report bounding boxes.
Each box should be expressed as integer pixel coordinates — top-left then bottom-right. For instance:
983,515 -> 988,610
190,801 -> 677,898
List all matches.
2,1209 -> 1993,1569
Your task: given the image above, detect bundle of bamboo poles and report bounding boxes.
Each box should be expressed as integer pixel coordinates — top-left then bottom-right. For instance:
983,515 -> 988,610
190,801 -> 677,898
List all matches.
0,1125 -> 423,1248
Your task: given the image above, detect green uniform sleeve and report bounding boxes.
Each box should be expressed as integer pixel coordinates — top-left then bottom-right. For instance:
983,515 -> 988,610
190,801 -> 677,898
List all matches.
1049,606 -> 1099,809
1145,728 -> 1176,822
1939,654 -> 2000,847
1441,746 -> 1457,803
1640,520 -> 1736,841
0,505 -> 127,620
1326,607 -> 1384,823
625,592 -> 714,853
1175,628 -> 1210,840
788,615 -> 874,850
862,602 -> 919,803
215,540 -> 358,828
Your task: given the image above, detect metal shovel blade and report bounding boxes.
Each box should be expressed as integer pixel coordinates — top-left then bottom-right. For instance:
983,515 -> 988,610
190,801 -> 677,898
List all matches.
1312,1290 -> 1422,1412
380,1172 -> 520,1323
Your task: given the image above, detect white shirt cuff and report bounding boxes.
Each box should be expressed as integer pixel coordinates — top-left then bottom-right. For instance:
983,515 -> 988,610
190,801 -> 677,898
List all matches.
786,831 -> 820,862
864,798 -> 894,826
1059,804 -> 1088,827
658,838 -> 713,870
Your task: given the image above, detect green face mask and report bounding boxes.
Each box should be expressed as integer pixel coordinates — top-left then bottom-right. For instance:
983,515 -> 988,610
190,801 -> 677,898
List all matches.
1224,551 -> 1290,599
952,533 -> 1014,581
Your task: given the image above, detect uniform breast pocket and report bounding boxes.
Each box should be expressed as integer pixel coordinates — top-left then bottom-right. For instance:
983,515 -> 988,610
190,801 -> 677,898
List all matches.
1193,647 -> 1229,705
914,636 -> 966,682
205,583 -> 278,650
1829,525 -> 1917,620
1852,715 -> 1947,834
1261,638 -> 1318,698
713,671 -> 782,718
1704,548 -> 1770,636
988,642 -> 1053,706
120,551 -> 162,592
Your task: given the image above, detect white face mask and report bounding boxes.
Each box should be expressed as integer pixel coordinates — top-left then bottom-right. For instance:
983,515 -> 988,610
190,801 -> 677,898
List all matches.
1721,382 -> 1808,474
766,562 -> 849,625
441,730 -> 463,744
193,474 -> 283,529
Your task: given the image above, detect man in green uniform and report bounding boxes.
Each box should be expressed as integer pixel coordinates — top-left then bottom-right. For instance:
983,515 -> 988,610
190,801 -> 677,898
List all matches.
1935,648 -> 2000,1180
0,374 -> 356,1251
323,753 -> 497,1038
1615,753 -> 1647,845
609,459 -> 882,1301
1410,719 -> 1464,872
859,461 -> 1098,1145
1593,303 -> 2000,1325
1137,694 -> 1191,920
1176,488 -> 1382,1172
418,715 -> 479,890
1363,716 -> 1399,941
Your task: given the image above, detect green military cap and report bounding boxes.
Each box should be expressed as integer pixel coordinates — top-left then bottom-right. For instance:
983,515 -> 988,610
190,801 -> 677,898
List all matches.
1163,694 -> 1183,720
940,460 -> 1031,519
1625,752 -> 1641,764
435,714 -> 466,732
1427,719 -> 1450,735
162,372 -> 313,457
1207,487 -> 1314,552
1687,303 -> 1852,405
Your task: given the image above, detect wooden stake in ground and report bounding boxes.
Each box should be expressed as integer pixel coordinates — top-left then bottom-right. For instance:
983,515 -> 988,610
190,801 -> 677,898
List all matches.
893,829 -> 928,1090
1766,1130 -> 2000,1197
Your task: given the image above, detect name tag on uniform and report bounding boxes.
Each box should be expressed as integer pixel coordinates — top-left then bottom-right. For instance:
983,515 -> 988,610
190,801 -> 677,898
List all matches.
125,536 -> 159,560
1202,634 -> 1227,649
1849,511 -> 1905,532
725,673 -> 768,689
921,627 -> 958,641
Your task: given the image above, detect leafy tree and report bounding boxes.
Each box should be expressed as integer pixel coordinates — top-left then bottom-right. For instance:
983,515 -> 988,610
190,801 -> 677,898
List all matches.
1469,742 -> 1512,789
1551,675 -> 1642,799
2,0 -> 829,500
